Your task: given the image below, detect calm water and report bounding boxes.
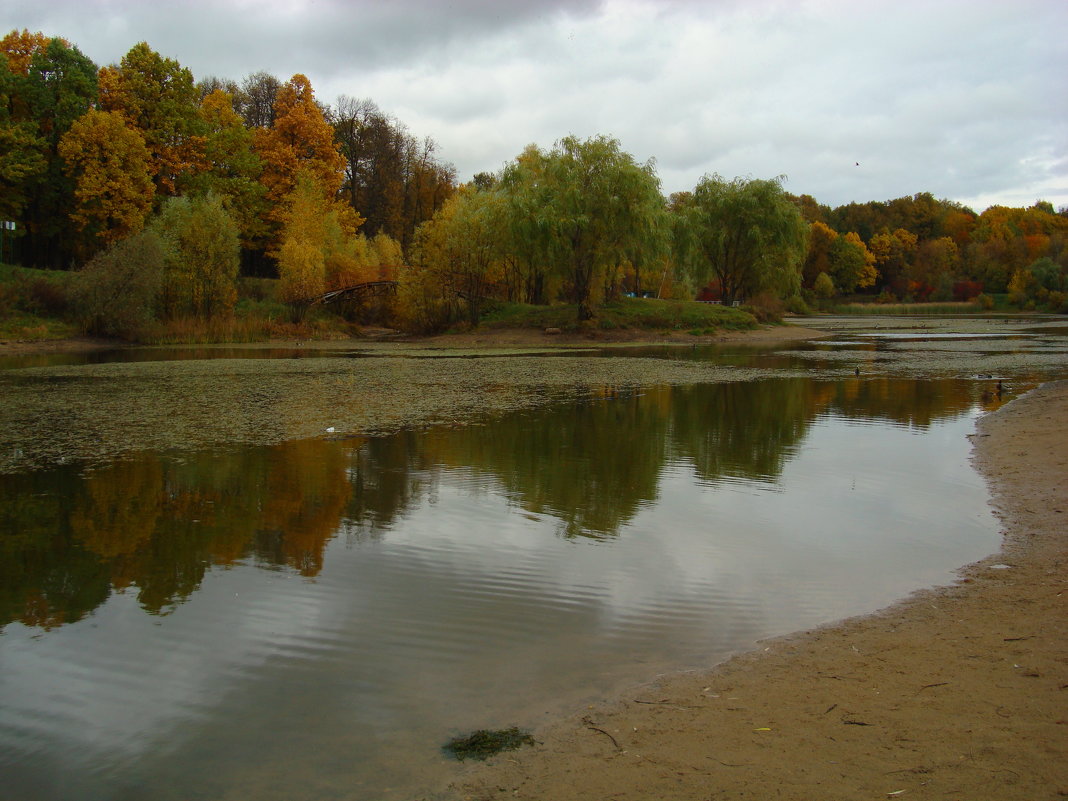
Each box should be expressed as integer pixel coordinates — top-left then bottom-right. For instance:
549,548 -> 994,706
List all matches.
0,369 -> 1004,801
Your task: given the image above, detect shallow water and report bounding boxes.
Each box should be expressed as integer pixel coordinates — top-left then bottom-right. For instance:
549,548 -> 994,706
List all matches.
0,373 -> 1003,801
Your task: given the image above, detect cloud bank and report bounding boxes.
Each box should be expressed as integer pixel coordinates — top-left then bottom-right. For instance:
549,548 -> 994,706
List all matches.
4,0 -> 1065,210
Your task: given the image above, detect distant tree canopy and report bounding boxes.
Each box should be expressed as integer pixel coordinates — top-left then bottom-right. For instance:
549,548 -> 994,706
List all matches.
0,30 -> 455,272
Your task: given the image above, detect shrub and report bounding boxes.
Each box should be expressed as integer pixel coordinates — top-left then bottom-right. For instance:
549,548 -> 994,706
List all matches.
813,272 -> 836,299
743,292 -> 785,323
70,230 -> 165,338
783,294 -> 812,315
23,277 -> 70,317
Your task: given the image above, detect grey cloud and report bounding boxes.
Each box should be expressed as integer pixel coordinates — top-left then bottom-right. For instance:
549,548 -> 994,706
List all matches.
3,0 -> 1065,209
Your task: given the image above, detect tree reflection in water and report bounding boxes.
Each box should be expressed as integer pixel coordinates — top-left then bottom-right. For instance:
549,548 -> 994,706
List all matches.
0,376 -> 986,631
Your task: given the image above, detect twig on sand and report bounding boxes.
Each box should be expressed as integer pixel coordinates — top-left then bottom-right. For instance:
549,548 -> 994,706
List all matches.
582,716 -> 620,749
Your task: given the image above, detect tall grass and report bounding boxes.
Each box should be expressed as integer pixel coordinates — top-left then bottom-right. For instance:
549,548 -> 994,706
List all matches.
829,301 -> 981,315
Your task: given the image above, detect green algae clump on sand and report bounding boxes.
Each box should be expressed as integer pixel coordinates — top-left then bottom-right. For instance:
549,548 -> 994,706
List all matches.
443,727 -> 535,761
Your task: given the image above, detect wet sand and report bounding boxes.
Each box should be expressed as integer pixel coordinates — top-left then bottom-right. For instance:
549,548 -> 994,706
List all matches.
454,380 -> 1068,800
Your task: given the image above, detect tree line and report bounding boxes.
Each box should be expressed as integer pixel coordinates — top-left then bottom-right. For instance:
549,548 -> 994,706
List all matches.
0,31 -> 455,273
2,28 -> 1066,338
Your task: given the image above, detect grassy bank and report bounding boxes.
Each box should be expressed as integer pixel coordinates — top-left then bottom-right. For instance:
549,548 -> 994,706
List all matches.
0,265 -> 359,344
0,264 -> 78,340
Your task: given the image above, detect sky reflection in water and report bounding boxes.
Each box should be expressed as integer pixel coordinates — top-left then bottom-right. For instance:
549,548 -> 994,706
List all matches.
0,377 -> 1000,800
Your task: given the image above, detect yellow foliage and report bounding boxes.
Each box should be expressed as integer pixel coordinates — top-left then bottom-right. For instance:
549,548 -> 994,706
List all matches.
57,109 -> 154,248
842,231 -> 877,288
278,237 -> 325,305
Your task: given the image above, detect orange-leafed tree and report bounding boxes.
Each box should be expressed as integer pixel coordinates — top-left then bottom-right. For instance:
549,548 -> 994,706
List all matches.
0,29 -> 57,75
57,109 -> 154,250
254,74 -> 345,241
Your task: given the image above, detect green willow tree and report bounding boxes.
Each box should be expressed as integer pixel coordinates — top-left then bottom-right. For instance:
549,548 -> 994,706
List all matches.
678,175 -> 807,305
500,135 -> 666,320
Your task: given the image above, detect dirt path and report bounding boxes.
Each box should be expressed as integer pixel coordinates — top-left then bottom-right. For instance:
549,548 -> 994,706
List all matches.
454,381 -> 1068,800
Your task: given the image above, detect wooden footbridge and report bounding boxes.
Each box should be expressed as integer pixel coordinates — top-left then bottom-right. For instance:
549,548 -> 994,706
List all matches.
309,280 -> 398,305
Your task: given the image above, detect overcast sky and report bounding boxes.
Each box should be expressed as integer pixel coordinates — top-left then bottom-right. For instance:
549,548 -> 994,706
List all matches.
4,0 -> 1066,212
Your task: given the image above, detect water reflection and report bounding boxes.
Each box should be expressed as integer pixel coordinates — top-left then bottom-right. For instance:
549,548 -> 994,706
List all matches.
1,377 -> 992,632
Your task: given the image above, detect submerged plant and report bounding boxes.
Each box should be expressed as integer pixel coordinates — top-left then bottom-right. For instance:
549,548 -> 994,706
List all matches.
443,727 -> 535,761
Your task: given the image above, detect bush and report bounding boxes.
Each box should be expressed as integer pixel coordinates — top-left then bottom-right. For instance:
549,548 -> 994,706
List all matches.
70,230 -> 165,338
743,292 -> 785,323
22,277 -> 70,317
813,272 -> 836,300
783,294 -> 812,315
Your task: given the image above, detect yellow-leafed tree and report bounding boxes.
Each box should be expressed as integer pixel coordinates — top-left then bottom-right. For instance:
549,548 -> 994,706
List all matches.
57,109 -> 154,250
276,170 -> 362,319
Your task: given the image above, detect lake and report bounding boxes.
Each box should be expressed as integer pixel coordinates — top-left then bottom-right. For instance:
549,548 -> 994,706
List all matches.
1,319 -> 1066,800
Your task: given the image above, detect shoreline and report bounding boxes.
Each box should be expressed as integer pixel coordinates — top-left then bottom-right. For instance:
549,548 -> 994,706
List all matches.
0,321 -> 825,357
454,381 -> 1068,800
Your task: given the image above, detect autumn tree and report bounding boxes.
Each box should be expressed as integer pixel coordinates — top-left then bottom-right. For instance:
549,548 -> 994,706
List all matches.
58,109 -> 154,251
255,74 -> 345,222
1,32 -> 97,266
185,89 -> 267,249
151,193 -> 240,317
909,236 -> 959,299
829,231 -> 877,294
275,170 -> 362,318
499,135 -> 666,320
331,95 -> 455,252
98,42 -> 205,197
677,174 -> 807,305
802,221 -> 837,287
868,228 -> 917,296
410,187 -> 507,326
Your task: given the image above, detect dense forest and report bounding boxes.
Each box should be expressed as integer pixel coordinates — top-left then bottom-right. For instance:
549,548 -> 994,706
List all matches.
2,29 -> 1066,338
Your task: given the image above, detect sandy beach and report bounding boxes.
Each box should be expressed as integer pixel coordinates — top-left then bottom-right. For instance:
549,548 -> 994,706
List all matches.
454,379 -> 1068,800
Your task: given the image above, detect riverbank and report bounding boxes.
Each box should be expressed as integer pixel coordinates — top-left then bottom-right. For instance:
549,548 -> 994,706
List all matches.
453,380 -> 1068,800
0,320 -> 824,356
